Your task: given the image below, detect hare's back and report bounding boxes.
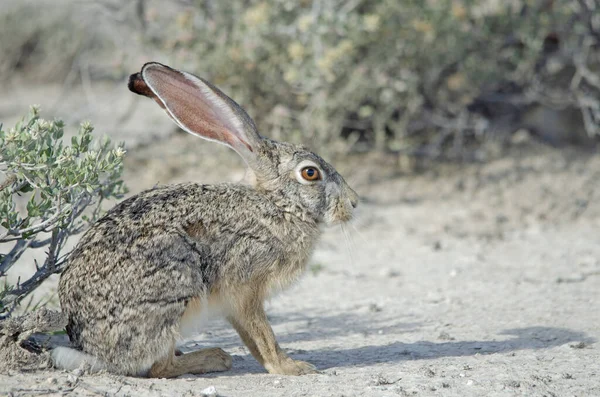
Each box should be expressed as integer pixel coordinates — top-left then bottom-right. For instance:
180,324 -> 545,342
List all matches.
59,182 -> 270,316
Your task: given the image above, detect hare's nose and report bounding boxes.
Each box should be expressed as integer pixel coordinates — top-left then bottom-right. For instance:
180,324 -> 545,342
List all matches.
347,187 -> 359,208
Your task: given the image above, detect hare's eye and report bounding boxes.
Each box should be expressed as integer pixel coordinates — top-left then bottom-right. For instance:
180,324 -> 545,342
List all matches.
301,166 -> 321,181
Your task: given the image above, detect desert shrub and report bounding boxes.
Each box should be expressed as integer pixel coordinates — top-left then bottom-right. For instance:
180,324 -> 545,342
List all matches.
0,107 -> 127,318
145,0 -> 600,158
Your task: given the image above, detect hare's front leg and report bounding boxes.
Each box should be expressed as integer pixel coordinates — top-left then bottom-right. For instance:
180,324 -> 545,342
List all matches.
228,302 -> 317,375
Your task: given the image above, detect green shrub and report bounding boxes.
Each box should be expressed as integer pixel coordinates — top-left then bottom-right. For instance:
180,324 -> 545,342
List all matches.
0,107 -> 127,318
148,0 -> 599,157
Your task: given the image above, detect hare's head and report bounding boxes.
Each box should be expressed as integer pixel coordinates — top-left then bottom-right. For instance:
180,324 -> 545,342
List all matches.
129,62 -> 358,225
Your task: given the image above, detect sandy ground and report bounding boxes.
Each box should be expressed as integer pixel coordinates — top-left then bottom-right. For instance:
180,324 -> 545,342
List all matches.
1,127 -> 599,396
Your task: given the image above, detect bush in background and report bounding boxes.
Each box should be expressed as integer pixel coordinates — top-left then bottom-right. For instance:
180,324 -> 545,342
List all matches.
0,107 -> 127,318
150,0 -> 599,158
2,1 -> 598,159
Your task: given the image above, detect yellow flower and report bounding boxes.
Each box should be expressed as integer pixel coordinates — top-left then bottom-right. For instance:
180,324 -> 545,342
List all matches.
337,40 -> 354,55
284,69 -> 300,84
358,105 -> 374,118
451,1 -> 467,20
287,42 -> 306,61
113,147 -> 127,158
412,19 -> 434,34
317,40 -> 354,81
411,19 -> 435,42
244,2 -> 270,27
297,14 -> 313,33
317,57 -> 333,74
363,14 -> 381,32
446,72 -> 466,91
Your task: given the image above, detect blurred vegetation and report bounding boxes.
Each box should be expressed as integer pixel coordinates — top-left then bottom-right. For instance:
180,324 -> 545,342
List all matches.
148,0 -> 599,159
0,0 -> 599,160
0,108 -> 127,318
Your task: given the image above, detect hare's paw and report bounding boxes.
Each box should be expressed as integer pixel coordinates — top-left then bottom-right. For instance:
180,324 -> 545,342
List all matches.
270,359 -> 319,375
291,360 -> 318,375
196,347 -> 233,372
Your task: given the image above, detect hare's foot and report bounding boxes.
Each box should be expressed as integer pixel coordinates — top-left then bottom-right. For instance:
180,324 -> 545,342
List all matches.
148,347 -> 232,378
267,358 -> 318,376
183,347 -> 232,374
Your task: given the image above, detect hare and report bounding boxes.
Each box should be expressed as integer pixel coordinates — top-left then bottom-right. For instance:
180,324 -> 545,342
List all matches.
51,62 -> 358,378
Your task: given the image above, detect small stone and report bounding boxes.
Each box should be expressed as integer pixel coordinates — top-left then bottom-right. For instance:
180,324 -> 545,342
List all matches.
66,374 -> 78,386
421,367 -> 435,378
466,380 -> 474,386
438,332 -> 455,341
570,342 -> 586,349
369,374 -> 399,386
496,214 -> 509,224
72,368 -> 84,377
47,377 -> 57,385
200,385 -> 218,397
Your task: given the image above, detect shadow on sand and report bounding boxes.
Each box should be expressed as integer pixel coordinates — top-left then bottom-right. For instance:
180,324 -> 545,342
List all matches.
306,326 -> 595,370
197,312 -> 595,376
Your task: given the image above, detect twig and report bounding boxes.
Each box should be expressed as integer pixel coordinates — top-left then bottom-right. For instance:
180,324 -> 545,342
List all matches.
576,0 -> 600,41
1,258 -> 67,315
0,174 -> 17,191
0,239 -> 34,276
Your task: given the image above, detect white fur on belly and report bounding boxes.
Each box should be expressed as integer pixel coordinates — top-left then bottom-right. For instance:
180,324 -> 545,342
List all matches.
178,296 -> 226,341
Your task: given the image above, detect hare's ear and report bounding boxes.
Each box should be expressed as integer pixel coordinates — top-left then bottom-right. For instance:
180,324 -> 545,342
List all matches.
128,62 -> 262,157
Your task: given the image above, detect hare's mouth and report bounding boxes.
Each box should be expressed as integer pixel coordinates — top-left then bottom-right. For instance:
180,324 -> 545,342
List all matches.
324,198 -> 355,225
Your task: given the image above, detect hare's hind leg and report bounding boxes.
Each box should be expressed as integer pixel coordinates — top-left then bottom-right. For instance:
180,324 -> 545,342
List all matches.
148,346 -> 232,378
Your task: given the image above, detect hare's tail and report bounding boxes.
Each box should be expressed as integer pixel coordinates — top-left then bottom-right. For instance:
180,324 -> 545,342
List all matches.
51,346 -> 107,373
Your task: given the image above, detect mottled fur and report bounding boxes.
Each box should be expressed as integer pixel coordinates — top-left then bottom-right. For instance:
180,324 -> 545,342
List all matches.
54,63 -> 357,377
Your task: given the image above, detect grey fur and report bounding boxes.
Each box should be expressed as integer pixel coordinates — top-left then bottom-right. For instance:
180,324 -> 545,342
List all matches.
56,64 -> 358,376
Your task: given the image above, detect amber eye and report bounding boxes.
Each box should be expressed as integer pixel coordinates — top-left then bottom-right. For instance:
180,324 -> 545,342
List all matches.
301,166 -> 321,181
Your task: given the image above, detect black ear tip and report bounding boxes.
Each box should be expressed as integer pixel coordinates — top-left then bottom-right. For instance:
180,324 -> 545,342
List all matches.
128,72 -> 156,99
128,73 -> 142,93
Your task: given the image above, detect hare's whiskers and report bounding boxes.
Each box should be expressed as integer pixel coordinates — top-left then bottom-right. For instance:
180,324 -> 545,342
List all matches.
350,221 -> 371,246
341,224 -> 356,266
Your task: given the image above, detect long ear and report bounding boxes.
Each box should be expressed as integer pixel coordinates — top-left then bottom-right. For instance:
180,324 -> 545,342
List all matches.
128,62 -> 262,157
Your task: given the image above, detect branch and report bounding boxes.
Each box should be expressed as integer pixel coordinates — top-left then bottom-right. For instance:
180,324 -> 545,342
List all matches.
0,239 -> 34,276
576,0 -> 600,41
0,174 -> 17,192
1,258 -> 67,316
